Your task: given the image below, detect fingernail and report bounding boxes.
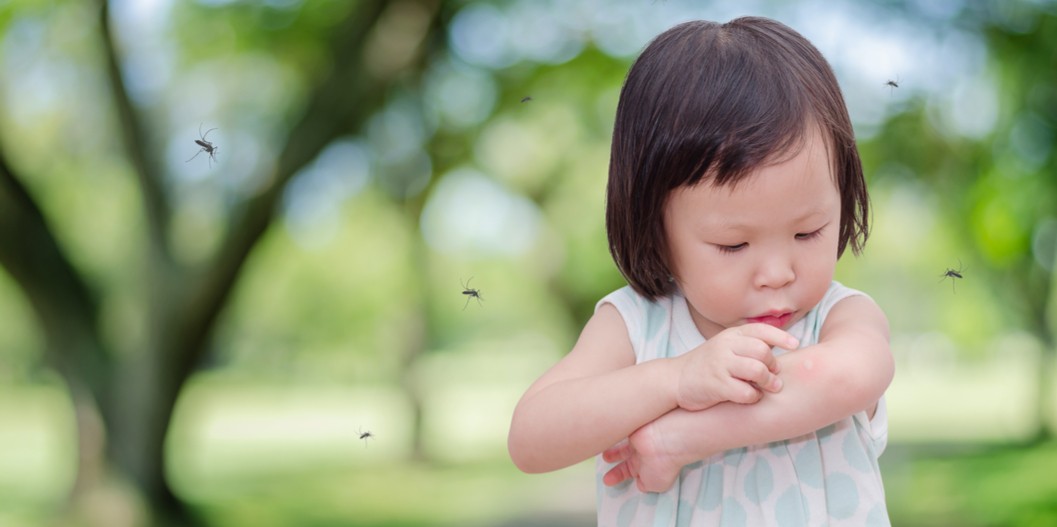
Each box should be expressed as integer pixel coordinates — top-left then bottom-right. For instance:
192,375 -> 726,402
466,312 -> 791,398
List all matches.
772,377 -> 783,391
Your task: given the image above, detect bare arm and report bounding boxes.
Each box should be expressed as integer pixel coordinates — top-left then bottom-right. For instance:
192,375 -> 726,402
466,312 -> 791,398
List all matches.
602,295 -> 893,491
509,303 -> 793,474
508,303 -> 674,473
683,294 -> 891,450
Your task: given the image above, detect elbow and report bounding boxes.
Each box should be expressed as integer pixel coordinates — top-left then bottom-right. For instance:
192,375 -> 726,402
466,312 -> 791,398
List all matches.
508,409 -> 570,474
509,430 -> 587,475
507,411 -> 545,474
508,441 -> 535,474
507,428 -> 530,473
507,427 -> 546,474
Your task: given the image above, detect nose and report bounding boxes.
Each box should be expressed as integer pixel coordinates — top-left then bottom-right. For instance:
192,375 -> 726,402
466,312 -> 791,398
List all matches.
753,252 -> 795,290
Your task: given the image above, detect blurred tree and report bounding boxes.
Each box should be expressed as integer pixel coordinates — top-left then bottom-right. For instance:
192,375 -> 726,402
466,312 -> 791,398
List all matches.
0,0 -> 450,524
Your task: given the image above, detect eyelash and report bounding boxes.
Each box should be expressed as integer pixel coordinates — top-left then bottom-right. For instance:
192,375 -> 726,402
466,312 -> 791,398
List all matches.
717,243 -> 747,254
795,228 -> 824,241
716,228 -> 824,254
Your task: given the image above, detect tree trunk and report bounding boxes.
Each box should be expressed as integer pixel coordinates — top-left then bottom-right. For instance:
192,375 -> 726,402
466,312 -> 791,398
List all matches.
105,347 -> 194,524
1035,350 -> 1055,443
1,0 -> 449,523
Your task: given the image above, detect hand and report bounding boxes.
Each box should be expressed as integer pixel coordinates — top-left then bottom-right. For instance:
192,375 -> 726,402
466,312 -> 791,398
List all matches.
601,417 -> 686,493
673,323 -> 797,411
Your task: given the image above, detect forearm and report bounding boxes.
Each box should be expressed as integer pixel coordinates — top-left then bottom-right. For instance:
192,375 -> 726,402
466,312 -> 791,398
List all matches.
660,341 -> 893,465
509,358 -> 679,473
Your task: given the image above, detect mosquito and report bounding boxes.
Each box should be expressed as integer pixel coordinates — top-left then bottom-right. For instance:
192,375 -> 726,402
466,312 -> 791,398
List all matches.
461,277 -> 483,310
520,96 -> 533,103
358,427 -> 374,447
885,77 -> 900,94
940,260 -> 965,293
186,124 -> 219,167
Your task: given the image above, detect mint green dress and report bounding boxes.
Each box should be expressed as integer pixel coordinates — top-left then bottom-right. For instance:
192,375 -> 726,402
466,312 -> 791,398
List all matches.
595,281 -> 890,526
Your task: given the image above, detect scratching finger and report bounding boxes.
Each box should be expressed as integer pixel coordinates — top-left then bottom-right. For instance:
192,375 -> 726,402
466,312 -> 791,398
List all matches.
737,323 -> 799,351
724,379 -> 763,404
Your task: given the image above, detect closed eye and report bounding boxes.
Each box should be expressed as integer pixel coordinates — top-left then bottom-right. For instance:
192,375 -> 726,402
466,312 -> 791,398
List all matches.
795,228 -> 824,241
716,242 -> 747,254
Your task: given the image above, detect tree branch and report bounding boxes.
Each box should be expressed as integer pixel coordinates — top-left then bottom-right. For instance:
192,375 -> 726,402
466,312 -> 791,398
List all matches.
173,0 -> 443,379
98,0 -> 173,263
0,136 -> 111,399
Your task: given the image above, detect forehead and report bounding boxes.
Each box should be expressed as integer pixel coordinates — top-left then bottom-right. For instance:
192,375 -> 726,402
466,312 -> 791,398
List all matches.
666,127 -> 838,226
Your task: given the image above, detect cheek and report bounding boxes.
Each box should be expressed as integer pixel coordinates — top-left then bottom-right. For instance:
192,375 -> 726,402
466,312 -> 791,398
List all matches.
674,254 -> 730,292
682,275 -> 742,315
667,236 -> 711,280
807,231 -> 841,270
808,243 -> 839,270
801,254 -> 837,289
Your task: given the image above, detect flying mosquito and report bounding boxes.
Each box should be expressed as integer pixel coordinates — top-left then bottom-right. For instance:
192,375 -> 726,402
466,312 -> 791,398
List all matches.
461,277 -> 483,310
940,261 -> 965,293
186,124 -> 218,167
358,427 -> 374,447
885,77 -> 900,94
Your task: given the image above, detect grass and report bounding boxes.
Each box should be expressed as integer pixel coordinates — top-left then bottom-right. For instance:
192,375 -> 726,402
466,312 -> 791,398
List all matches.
882,442 -> 1057,527
180,459 -> 596,527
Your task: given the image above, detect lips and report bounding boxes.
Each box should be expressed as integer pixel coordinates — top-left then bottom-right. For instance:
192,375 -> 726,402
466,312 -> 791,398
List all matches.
747,311 -> 794,328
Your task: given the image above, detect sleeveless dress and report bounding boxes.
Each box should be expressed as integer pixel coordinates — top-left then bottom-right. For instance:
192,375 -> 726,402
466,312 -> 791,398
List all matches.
595,281 -> 890,527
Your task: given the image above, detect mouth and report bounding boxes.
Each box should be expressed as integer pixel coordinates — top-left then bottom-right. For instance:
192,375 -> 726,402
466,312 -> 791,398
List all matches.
746,311 -> 794,329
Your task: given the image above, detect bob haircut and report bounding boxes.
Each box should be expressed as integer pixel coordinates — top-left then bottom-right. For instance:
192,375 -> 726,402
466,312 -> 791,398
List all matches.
606,17 -> 870,301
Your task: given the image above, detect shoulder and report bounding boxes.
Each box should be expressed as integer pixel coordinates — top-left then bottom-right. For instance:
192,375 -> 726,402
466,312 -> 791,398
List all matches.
596,284 -> 665,316
597,285 -> 680,352
815,281 -> 868,314
597,283 -> 677,321
591,285 -> 647,350
583,284 -> 666,361
517,289 -> 642,400
819,282 -> 889,347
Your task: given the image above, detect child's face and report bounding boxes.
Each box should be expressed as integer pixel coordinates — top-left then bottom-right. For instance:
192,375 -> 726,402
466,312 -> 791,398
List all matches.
663,126 -> 841,340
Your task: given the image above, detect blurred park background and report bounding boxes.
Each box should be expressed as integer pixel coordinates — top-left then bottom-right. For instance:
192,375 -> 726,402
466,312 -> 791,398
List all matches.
1,0 -> 1056,525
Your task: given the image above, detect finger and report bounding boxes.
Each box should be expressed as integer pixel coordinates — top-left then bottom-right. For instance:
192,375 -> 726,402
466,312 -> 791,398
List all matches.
602,439 -> 631,463
760,374 -> 783,393
731,358 -> 782,393
603,462 -> 634,486
732,339 -> 781,374
737,323 -> 799,350
723,379 -> 763,404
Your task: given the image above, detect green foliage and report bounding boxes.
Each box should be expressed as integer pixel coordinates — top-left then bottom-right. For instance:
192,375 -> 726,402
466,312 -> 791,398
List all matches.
0,271 -> 42,379
885,443 -> 1057,527
857,4 -> 1057,347
214,188 -> 418,380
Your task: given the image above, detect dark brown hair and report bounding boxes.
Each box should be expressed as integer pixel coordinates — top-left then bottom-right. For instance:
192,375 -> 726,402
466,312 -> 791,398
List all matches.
606,17 -> 870,300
